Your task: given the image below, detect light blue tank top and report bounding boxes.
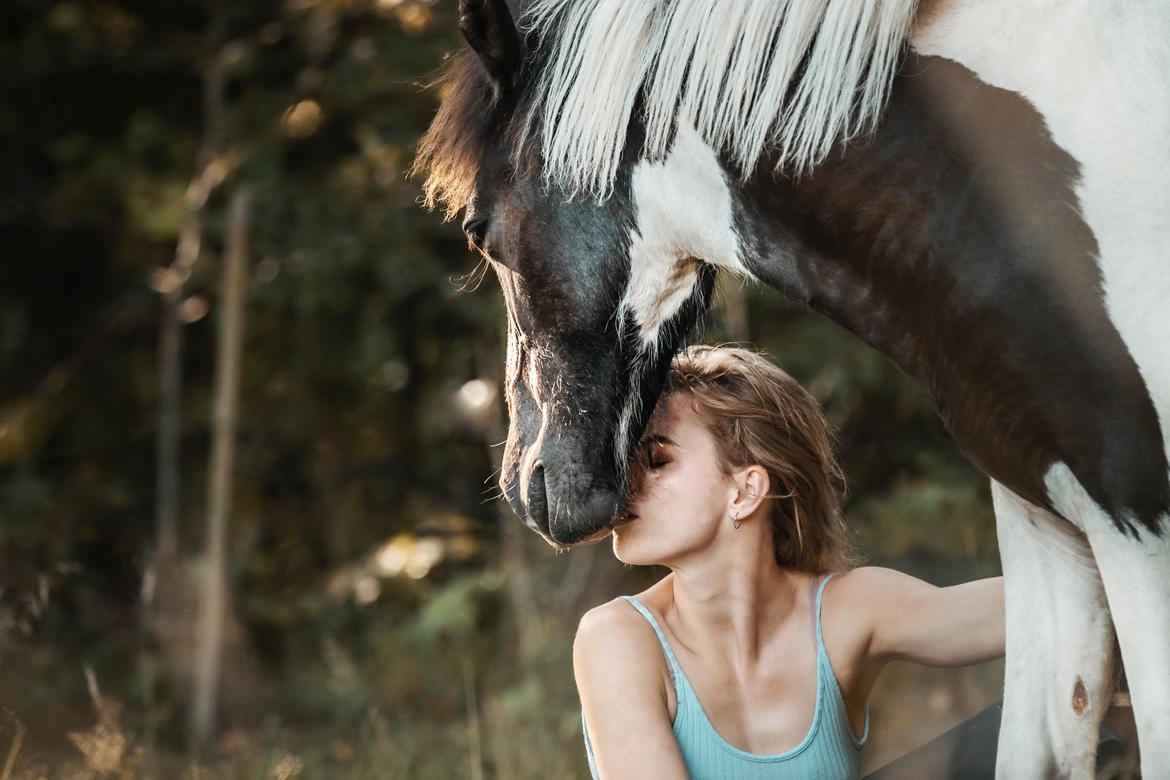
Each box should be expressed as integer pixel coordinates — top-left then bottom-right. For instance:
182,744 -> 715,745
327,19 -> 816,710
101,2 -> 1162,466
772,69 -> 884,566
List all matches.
582,573 -> 868,779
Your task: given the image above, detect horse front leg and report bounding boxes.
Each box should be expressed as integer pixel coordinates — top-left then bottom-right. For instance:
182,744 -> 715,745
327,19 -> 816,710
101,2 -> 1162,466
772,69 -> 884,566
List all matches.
992,481 -> 1116,780
1045,463 -> 1170,777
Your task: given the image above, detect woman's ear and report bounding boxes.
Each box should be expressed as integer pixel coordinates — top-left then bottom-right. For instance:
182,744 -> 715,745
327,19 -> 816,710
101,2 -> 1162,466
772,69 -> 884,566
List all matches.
729,466 -> 770,520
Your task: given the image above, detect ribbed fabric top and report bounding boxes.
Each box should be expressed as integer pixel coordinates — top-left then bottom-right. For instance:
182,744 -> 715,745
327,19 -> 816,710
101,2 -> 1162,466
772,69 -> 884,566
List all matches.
583,573 -> 868,779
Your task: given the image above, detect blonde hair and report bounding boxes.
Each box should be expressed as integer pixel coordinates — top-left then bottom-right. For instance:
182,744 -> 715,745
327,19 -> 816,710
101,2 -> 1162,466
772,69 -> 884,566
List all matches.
666,344 -> 860,573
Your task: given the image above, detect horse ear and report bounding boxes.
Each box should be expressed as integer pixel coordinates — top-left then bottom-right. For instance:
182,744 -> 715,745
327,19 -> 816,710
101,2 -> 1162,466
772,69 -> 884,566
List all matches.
459,0 -> 523,97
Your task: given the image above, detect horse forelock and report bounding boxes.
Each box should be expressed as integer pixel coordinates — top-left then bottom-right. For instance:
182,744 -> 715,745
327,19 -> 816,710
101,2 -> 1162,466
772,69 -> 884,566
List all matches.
519,0 -> 920,198
412,53 -> 504,221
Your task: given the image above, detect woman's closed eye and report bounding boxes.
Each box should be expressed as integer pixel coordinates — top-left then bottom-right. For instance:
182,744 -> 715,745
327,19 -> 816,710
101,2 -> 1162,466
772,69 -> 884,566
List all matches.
643,440 -> 671,470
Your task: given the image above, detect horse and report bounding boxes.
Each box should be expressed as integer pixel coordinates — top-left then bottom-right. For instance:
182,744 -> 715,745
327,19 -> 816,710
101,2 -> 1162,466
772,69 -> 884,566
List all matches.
413,0 -> 1170,775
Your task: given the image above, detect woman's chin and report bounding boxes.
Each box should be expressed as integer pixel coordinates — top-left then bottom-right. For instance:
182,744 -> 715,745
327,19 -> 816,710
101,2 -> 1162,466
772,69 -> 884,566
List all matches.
612,523 -> 659,566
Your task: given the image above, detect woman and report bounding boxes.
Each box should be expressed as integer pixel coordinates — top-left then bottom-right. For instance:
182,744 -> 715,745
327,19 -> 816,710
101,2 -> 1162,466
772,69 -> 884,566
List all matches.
576,345 -> 1004,779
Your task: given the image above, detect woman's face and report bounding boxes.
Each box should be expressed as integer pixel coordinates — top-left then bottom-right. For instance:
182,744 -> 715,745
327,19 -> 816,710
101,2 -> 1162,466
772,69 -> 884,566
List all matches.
612,392 -> 736,566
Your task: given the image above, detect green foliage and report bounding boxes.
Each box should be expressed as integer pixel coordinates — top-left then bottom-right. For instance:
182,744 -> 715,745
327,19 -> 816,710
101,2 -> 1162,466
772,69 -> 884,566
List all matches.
405,571 -> 504,646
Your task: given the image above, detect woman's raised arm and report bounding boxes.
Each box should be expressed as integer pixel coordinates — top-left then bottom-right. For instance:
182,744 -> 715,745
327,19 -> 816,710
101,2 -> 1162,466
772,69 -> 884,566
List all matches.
573,601 -> 691,780
852,567 -> 1005,667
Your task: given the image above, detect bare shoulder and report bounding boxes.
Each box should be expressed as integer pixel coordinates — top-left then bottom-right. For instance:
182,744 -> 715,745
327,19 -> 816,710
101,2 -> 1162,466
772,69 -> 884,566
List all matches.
830,566 -> 931,605
819,568 -> 930,644
573,598 -> 673,726
574,598 -> 665,669
574,598 -> 689,777
813,569 -> 889,648
834,565 -> 919,586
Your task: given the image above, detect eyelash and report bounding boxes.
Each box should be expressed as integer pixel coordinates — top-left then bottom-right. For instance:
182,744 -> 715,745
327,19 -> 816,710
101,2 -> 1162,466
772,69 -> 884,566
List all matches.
644,444 -> 669,470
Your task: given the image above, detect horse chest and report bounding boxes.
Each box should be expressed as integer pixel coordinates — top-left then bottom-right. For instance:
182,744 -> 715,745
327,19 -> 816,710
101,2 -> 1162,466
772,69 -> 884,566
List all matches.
903,0 -> 1170,529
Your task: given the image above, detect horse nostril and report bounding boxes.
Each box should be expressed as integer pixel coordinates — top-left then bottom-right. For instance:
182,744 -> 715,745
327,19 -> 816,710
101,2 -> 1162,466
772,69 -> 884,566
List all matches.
527,462 -> 548,526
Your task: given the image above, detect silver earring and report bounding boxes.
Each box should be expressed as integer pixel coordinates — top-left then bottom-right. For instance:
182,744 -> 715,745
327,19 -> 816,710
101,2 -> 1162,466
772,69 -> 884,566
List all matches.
731,512 -> 741,530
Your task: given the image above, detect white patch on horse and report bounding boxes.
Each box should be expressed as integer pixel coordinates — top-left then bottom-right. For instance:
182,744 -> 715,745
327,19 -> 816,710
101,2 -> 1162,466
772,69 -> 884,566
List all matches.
622,124 -> 749,348
520,0 -> 918,197
1044,462 -> 1170,776
613,390 -> 641,488
611,125 -> 752,481
992,480 -> 1114,779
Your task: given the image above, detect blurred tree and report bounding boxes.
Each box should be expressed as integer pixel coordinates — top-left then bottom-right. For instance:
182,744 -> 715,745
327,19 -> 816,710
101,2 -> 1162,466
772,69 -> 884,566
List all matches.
190,184 -> 251,750
153,8 -> 227,563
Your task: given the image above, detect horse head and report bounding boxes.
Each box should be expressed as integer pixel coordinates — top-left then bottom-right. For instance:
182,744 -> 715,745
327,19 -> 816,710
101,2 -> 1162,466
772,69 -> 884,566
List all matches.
418,0 -> 932,545
416,0 -> 720,545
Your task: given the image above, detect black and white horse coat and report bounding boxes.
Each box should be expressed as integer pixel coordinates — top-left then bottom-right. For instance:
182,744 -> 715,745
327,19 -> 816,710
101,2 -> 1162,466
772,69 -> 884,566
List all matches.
417,0 -> 1170,775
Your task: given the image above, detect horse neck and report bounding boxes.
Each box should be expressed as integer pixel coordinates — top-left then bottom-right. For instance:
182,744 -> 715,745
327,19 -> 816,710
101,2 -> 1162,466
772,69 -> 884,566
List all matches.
730,52 -> 1099,394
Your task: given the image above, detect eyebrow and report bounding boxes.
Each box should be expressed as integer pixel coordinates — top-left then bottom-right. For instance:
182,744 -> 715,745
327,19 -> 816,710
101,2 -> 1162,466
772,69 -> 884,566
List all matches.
644,434 -> 679,447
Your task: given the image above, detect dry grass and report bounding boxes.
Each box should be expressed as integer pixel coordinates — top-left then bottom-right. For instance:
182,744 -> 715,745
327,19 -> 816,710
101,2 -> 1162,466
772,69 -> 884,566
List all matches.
0,652 -> 1019,779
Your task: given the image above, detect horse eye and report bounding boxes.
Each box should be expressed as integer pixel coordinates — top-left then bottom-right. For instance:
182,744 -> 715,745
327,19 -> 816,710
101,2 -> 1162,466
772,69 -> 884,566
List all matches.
462,216 -> 489,252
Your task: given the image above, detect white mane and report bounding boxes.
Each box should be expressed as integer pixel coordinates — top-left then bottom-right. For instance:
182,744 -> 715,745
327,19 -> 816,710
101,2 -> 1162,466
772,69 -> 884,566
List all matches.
520,0 -> 919,197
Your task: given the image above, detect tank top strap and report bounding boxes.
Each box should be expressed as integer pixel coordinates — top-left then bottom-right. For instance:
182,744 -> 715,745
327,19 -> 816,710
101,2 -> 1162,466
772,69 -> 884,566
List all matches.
814,572 -> 838,652
812,571 -> 869,747
620,595 -> 684,681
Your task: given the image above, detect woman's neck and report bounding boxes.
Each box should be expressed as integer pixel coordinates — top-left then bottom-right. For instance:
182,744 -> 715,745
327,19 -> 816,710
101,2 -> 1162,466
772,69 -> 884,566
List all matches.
660,534 -> 808,669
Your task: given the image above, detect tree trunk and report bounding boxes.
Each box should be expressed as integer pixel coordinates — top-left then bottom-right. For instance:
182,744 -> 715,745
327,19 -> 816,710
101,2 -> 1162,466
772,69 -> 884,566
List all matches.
155,11 -> 226,562
190,186 -> 251,751
148,17 -> 227,767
